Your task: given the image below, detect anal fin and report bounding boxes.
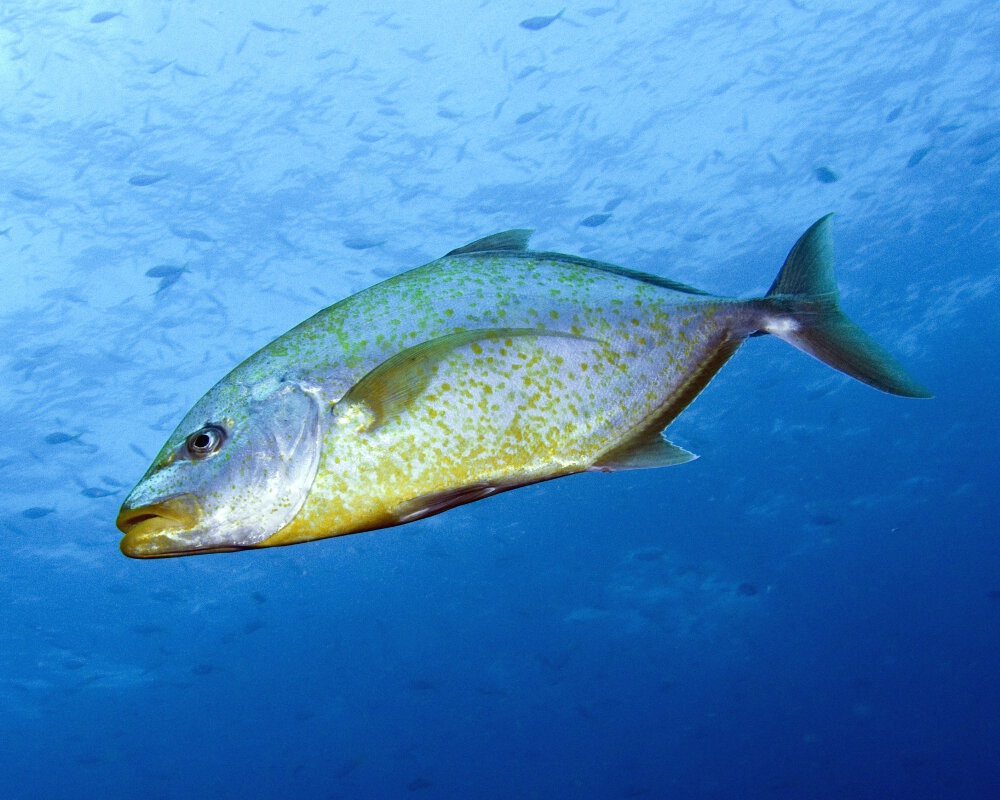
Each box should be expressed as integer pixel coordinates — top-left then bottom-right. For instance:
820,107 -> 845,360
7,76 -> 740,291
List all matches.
591,432 -> 696,472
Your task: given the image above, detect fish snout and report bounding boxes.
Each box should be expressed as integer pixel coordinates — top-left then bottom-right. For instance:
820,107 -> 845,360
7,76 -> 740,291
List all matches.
117,495 -> 201,558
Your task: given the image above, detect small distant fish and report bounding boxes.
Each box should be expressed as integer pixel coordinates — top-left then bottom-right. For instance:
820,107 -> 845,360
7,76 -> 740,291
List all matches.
988,589 -> 1000,601
520,9 -> 565,30
0,227 -> 11,238
243,619 -> 265,634
147,60 -> 174,75
343,236 -> 384,250
145,265 -> 187,279
45,431 -> 81,445
886,105 -> 904,123
90,11 -> 122,24
82,487 -> 117,498
173,64 -> 206,78
156,274 -> 184,294
22,507 -> 55,519
906,146 -> 932,168
170,226 -> 214,243
408,778 -> 433,792
11,188 -> 45,202
602,198 -> 624,213
129,173 -> 168,187
814,166 -> 839,183
515,108 -> 547,125
736,582 -> 759,596
252,20 -> 296,33
191,663 -> 216,676
580,213 -> 611,228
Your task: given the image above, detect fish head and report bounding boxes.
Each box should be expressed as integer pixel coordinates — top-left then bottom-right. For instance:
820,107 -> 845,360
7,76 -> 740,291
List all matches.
117,377 -> 322,558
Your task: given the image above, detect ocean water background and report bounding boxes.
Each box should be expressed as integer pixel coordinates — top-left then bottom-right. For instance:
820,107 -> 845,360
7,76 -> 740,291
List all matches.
2,1 -> 998,797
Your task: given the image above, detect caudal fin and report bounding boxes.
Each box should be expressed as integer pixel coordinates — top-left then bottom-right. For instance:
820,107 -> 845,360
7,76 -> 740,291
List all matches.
758,215 -> 932,398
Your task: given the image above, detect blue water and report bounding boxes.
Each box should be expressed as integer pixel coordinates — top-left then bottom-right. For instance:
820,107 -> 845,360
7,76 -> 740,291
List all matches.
2,2 -> 998,797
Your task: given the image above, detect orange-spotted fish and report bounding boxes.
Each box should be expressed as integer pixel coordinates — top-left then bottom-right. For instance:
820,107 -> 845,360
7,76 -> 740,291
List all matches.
117,216 -> 929,557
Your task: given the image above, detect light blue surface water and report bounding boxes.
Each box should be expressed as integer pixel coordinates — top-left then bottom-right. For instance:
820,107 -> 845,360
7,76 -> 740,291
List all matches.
1,2 -> 998,797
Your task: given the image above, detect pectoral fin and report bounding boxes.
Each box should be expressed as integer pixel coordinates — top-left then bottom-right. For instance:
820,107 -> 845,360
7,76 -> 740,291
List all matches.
394,484 -> 500,524
341,327 -> 598,429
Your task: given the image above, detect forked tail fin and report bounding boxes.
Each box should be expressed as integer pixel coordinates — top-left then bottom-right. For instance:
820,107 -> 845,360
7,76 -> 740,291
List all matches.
758,215 -> 932,398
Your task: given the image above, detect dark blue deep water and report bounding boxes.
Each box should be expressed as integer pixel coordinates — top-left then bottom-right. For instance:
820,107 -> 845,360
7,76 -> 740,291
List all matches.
2,2 -> 998,798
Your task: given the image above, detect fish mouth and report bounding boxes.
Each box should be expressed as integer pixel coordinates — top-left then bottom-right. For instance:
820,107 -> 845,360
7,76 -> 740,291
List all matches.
117,495 -> 203,559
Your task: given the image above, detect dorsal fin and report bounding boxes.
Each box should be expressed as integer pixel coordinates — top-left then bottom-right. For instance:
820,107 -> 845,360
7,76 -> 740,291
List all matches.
445,229 -> 533,257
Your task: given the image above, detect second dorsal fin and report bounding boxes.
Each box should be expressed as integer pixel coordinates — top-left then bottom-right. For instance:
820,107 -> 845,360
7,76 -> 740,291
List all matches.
445,229 -> 533,257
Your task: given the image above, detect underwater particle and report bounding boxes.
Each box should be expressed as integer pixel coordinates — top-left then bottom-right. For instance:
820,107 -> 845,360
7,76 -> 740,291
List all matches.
129,173 -> 168,187
82,487 -> 117,498
580,213 -> 611,227
22,507 -> 55,519
90,11 -> 122,23
45,431 -> 80,444
906,146 -> 932,168
343,236 -> 385,250
520,9 -> 565,30
407,778 -> 433,791
736,582 -> 759,596
987,589 -> 1000,601
814,166 -> 839,183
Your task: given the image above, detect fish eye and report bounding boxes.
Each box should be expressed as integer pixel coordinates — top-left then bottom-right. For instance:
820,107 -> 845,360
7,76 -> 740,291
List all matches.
185,425 -> 226,459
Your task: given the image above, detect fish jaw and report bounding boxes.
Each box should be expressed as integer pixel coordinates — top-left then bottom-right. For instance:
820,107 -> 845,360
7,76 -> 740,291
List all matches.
117,495 -> 207,558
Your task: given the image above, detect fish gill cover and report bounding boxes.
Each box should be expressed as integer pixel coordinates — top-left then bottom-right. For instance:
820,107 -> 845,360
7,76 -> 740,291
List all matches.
0,2 -> 997,798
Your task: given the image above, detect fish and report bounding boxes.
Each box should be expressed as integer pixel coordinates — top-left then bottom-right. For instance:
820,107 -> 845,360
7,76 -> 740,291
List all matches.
342,236 -> 385,250
45,431 -> 79,444
129,173 -> 168,187
169,226 -> 214,243
906,146 -> 932,168
116,216 -> 930,558
90,11 -> 122,24
22,507 -> 56,519
814,166 -> 839,183
580,213 -> 612,227
520,9 -> 565,30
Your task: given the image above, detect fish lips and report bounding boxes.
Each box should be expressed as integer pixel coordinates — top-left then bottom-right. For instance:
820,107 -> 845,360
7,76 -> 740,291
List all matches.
117,495 -> 205,558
